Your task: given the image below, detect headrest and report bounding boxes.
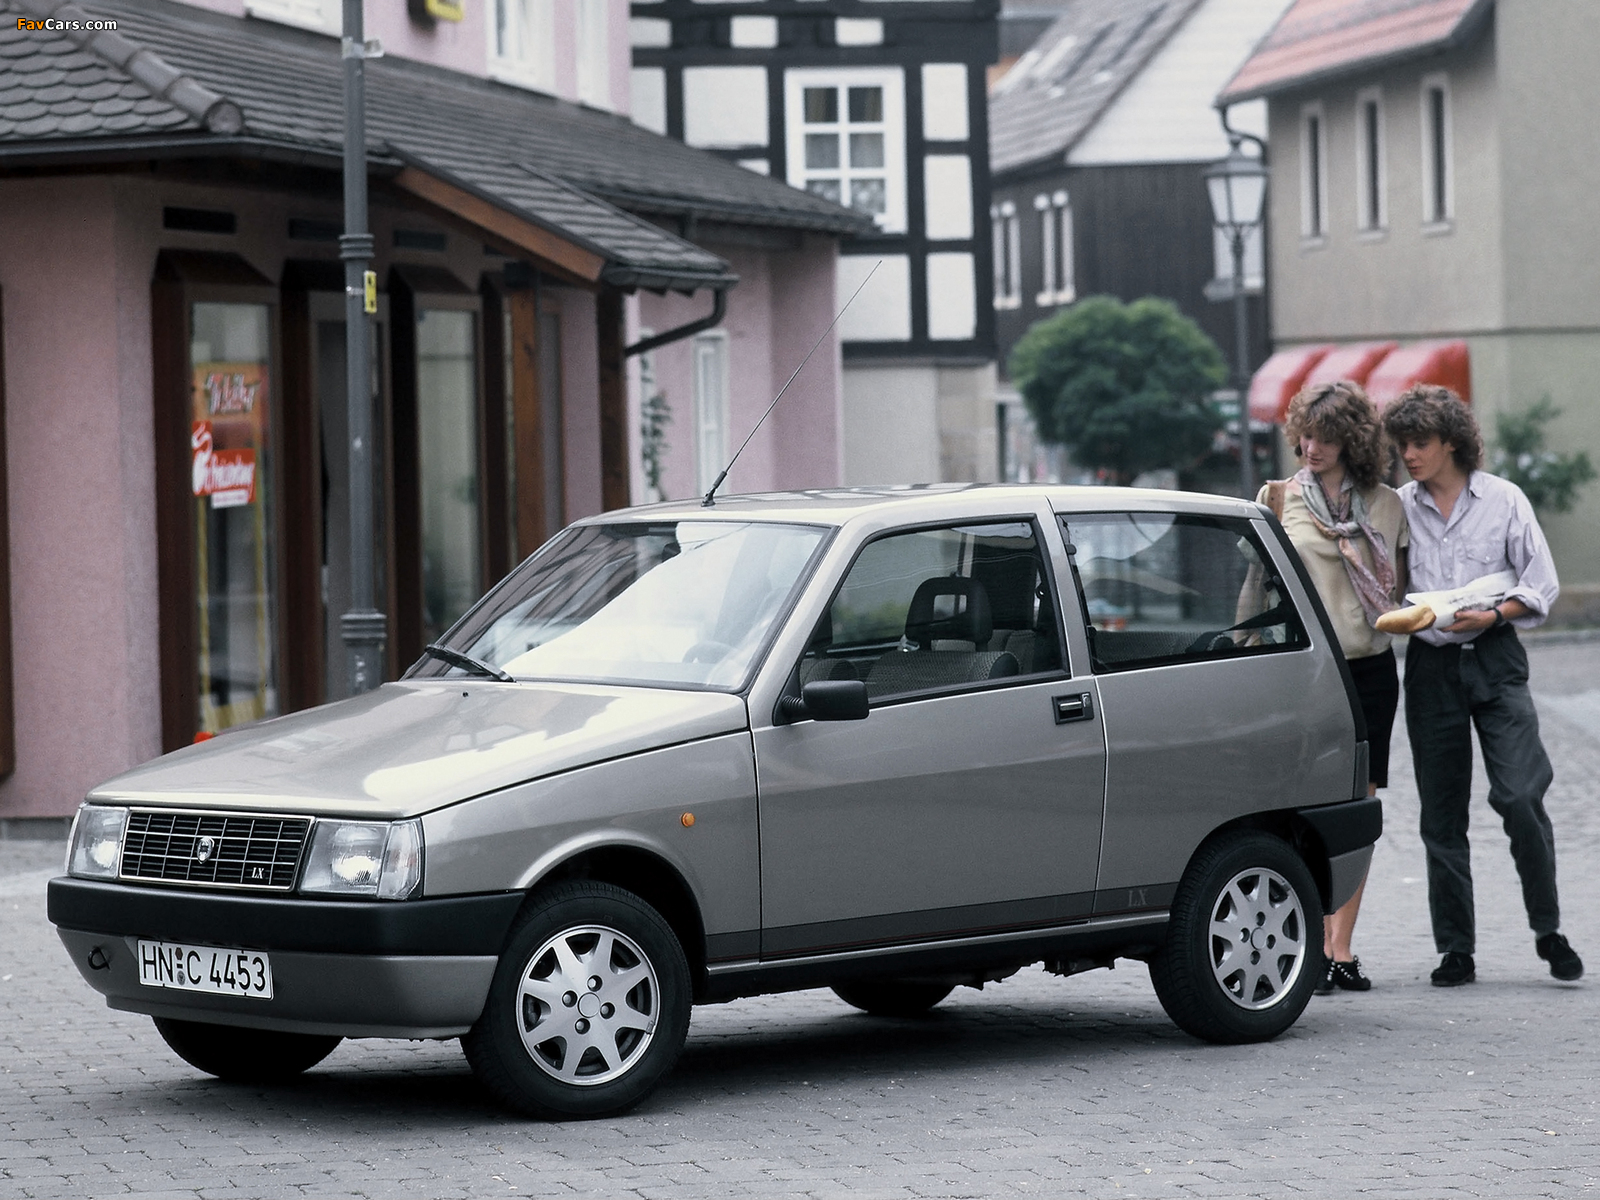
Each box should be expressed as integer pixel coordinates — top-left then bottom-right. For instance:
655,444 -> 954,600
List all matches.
905,577 -> 993,648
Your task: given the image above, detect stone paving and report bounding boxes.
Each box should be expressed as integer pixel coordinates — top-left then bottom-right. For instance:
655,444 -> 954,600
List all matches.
3,640 -> 1600,1198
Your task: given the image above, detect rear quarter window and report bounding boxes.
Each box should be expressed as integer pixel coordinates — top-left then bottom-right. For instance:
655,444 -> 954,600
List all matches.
1061,512 -> 1308,673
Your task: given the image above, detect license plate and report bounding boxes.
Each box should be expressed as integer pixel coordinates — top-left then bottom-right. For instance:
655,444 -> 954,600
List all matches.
137,940 -> 273,1000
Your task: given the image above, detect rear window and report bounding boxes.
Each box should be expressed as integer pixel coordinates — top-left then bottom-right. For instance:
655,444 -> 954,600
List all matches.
1061,512 -> 1308,673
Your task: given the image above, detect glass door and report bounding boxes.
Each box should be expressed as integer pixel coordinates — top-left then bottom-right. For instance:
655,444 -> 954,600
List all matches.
416,307 -> 482,646
189,302 -> 278,734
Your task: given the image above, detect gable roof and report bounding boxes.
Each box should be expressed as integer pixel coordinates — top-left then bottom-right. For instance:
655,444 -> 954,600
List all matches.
989,0 -> 1205,178
0,0 -> 871,291
1217,0 -> 1493,104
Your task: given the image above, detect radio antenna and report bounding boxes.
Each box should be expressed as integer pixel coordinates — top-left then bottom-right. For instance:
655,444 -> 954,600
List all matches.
702,261 -> 881,507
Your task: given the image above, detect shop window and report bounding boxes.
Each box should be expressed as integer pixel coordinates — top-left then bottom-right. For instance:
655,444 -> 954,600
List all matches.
785,67 -> 907,233
189,302 -> 280,734
416,309 -> 482,646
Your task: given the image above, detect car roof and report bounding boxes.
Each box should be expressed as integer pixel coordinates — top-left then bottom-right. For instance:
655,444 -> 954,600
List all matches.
585,484 -> 1264,528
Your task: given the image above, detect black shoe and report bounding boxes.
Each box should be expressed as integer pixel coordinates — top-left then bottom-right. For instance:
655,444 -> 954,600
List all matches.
1431,952 -> 1476,987
1537,933 -> 1584,981
1327,958 -> 1372,992
1314,961 -> 1335,995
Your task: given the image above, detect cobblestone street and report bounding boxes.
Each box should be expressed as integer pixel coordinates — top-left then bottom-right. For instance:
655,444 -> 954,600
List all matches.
4,638 -> 1599,1199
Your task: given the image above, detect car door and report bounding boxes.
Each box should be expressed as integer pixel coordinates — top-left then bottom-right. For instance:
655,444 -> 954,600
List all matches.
751,513 -> 1106,958
1063,508 -> 1355,907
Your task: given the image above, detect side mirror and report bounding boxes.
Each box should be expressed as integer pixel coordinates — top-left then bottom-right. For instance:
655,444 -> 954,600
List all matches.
778,679 -> 870,723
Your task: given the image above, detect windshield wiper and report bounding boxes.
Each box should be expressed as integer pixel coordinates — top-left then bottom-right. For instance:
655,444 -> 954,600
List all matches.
421,643 -> 514,683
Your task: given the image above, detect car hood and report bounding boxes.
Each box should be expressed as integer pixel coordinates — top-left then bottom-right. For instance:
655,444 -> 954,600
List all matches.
87,681 -> 750,819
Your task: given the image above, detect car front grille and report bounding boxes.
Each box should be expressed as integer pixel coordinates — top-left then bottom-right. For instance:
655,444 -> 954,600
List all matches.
119,809 -> 311,891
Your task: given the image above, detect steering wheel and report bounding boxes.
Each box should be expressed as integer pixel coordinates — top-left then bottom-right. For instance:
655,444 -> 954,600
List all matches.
682,640 -> 733,664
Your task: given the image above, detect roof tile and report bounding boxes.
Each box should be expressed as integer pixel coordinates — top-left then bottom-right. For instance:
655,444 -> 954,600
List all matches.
1218,0 -> 1488,103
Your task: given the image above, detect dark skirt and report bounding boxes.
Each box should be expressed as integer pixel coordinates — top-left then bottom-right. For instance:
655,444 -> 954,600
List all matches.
1347,647 -> 1400,789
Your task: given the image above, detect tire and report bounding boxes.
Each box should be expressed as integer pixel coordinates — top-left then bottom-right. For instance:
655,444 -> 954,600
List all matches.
462,881 -> 692,1119
153,1018 -> 341,1082
832,979 -> 954,1017
1150,831 -> 1323,1044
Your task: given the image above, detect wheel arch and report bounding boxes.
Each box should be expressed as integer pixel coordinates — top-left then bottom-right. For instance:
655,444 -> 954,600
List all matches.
1191,809 -> 1335,910
520,843 -> 710,999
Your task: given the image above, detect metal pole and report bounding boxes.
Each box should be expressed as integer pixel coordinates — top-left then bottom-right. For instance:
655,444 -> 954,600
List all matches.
340,0 -> 386,694
1232,228 -> 1253,501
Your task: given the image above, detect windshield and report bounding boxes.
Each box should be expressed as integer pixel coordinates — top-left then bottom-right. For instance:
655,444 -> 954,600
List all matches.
412,520 -> 829,690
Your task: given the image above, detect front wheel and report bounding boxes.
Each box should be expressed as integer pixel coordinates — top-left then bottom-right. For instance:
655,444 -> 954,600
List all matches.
1150,831 -> 1322,1044
153,1018 -> 341,1082
463,882 -> 692,1119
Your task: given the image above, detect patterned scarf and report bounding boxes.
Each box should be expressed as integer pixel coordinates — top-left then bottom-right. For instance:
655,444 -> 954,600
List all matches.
1294,467 -> 1397,628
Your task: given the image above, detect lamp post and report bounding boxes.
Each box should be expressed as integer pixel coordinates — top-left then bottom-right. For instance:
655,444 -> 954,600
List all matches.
340,0 -> 386,694
1205,134 -> 1268,500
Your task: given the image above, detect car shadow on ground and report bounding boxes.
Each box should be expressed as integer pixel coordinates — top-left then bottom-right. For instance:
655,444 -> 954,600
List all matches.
81,990 -> 1304,1130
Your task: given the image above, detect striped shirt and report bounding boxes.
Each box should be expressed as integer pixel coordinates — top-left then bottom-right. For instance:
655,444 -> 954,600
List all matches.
1397,471 -> 1559,647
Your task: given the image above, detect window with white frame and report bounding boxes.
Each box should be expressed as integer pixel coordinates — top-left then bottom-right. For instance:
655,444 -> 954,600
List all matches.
692,333 -> 730,496
1300,103 -> 1328,239
1421,74 -> 1453,226
489,0 -> 556,92
1356,88 -> 1386,232
245,0 -> 337,34
991,200 -> 1021,310
785,68 -> 907,233
576,0 -> 610,109
1034,190 -> 1073,307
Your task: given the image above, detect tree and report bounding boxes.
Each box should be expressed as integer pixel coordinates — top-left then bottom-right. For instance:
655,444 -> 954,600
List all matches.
1008,295 -> 1227,485
1490,395 -> 1595,514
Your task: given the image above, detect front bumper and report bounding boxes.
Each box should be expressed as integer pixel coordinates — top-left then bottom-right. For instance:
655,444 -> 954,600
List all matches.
50,878 -> 524,1038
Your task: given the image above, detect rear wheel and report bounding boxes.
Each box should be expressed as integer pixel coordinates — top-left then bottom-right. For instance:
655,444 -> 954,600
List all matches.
463,882 -> 691,1119
1150,831 -> 1322,1044
153,1018 -> 341,1082
832,979 -> 953,1017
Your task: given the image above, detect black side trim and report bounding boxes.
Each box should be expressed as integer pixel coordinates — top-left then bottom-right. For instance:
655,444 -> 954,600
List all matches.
48,879 -> 524,956
705,930 -> 760,962
1295,797 -> 1384,859
1092,882 -> 1177,916
1263,510 -> 1368,745
761,890 -> 1097,958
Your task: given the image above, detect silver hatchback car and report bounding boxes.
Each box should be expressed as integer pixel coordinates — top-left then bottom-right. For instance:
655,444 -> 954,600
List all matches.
52,486 -> 1378,1118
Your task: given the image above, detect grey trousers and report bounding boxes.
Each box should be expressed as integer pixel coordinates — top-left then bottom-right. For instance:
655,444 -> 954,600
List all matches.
1405,626 -> 1559,955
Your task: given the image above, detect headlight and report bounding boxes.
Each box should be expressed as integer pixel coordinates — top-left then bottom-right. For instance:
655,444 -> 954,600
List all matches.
300,819 -> 423,900
67,805 -> 128,879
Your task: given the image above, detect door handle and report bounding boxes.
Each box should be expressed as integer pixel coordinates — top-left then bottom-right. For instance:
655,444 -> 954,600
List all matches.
1053,692 -> 1093,724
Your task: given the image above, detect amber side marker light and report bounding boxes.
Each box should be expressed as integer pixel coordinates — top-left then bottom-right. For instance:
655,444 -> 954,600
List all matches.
681,813 -> 695,828
193,731 -> 216,743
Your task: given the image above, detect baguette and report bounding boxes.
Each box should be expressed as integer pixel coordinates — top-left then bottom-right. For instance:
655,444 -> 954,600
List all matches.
1375,604 -> 1437,635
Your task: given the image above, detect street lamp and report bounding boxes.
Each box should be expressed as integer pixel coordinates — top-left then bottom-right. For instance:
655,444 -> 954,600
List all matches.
1205,134 -> 1268,499
340,0 -> 386,695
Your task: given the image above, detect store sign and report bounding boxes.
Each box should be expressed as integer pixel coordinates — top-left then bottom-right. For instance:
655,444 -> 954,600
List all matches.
192,421 -> 257,508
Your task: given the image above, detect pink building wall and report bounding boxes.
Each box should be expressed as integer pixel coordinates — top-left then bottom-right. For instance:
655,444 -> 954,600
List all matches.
0,178 -> 163,818
637,239 -> 840,503
170,0 -> 630,112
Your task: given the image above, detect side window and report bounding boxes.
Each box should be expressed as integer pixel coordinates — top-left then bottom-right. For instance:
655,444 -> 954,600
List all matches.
800,521 -> 1065,702
1063,513 -> 1307,673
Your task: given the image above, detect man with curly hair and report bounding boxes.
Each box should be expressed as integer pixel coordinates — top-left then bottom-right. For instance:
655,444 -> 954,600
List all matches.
1383,385 -> 1581,986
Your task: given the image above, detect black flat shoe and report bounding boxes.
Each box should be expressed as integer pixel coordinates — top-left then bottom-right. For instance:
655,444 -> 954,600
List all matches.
1537,933 -> 1584,981
1431,952 -> 1476,987
1314,962 -> 1335,995
1327,958 -> 1372,992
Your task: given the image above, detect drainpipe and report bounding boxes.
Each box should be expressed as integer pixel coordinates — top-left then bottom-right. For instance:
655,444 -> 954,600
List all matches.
624,288 -> 728,358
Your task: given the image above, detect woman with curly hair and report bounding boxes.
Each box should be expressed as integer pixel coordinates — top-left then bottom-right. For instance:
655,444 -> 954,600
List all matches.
1263,380 -> 1409,993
